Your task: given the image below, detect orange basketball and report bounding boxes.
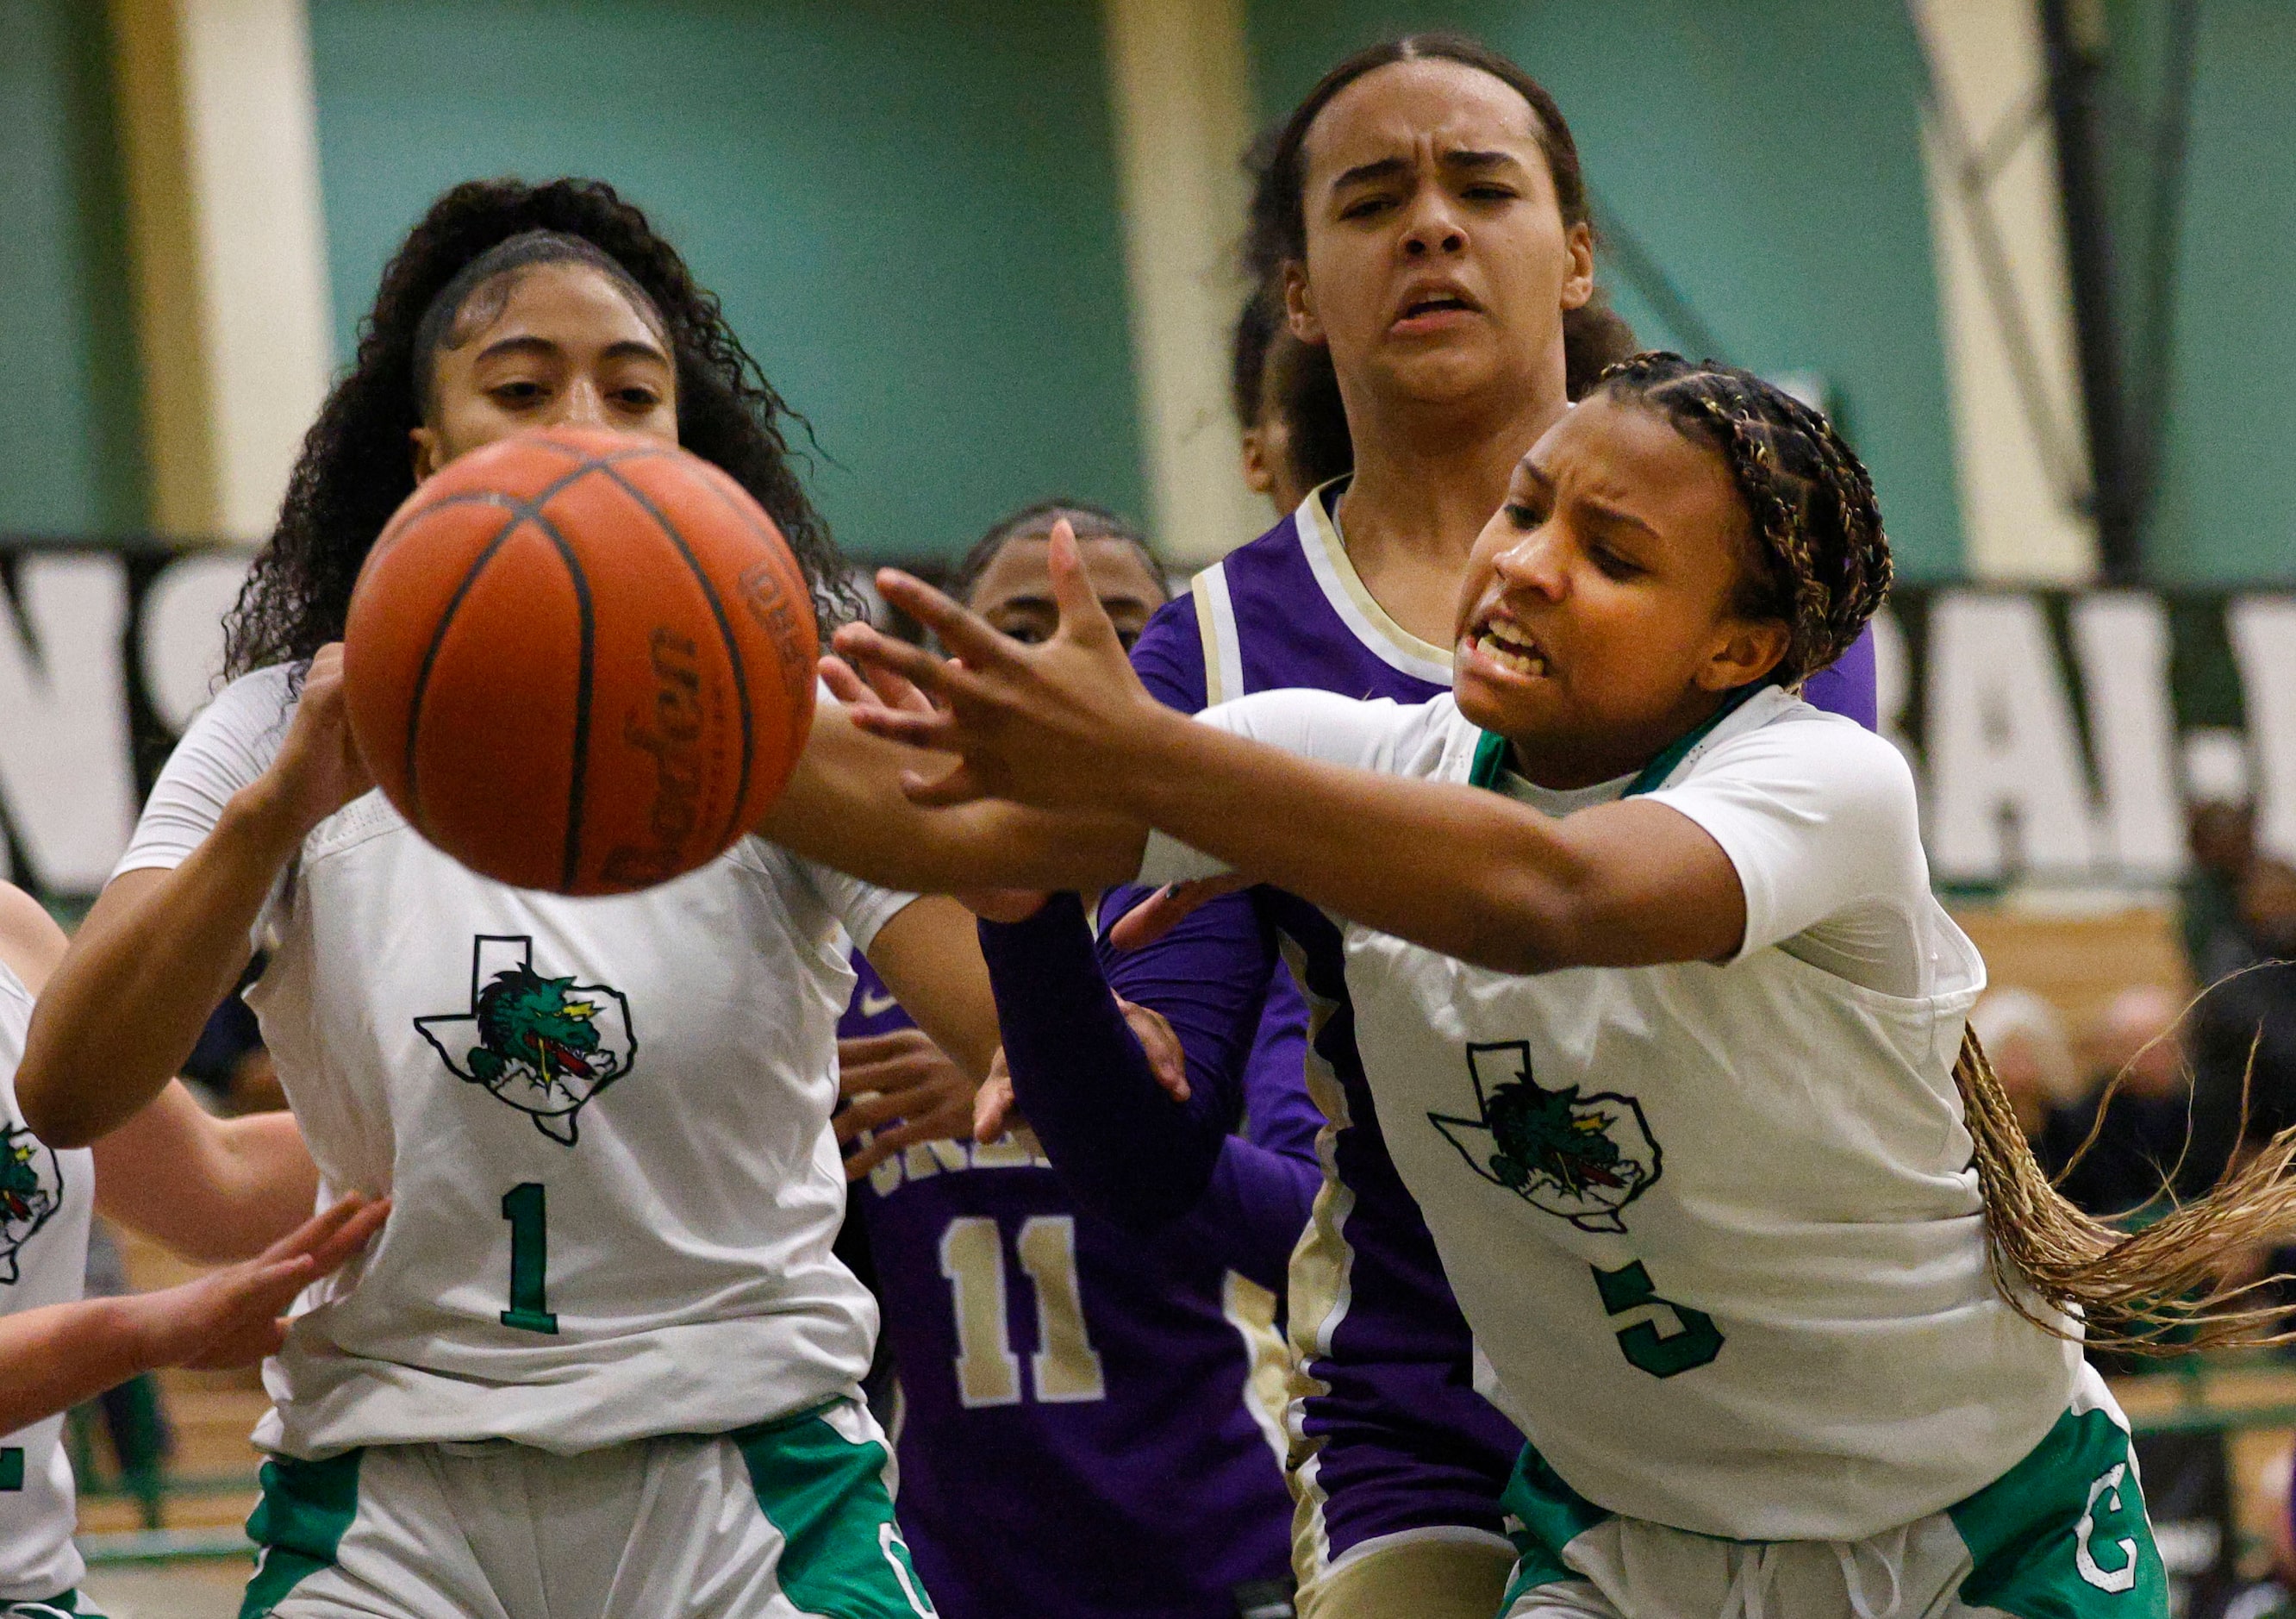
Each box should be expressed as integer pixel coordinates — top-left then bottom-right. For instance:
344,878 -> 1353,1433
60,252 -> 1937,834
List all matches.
343,426 -> 819,896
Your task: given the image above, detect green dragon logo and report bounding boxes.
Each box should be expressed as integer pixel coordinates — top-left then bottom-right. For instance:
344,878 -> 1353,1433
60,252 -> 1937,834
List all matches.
1429,1041 -> 1660,1234
416,935 -> 635,1145
0,1123 -> 63,1284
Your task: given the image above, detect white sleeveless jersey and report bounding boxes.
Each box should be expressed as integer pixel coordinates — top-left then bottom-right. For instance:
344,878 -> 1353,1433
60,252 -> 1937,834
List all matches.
0,960 -> 95,1599
1140,685 -> 2079,1541
117,667 -> 912,1459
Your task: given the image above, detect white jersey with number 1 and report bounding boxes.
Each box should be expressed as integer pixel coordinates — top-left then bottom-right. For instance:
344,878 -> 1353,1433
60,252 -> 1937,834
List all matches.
1139,683 -> 2080,1542
116,665 -> 913,1460
0,958 -> 95,1602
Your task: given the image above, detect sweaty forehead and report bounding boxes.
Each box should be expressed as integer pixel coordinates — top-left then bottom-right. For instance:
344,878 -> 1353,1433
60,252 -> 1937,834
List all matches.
969,534 -> 1164,610
1532,396 -> 1747,542
1304,59 -> 1544,179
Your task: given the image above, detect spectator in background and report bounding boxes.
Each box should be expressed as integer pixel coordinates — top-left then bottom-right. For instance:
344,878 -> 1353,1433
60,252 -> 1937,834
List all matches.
1970,988 -> 2083,1144
2189,858 -> 2296,1181
2050,985 -> 2202,1218
2185,800 -> 2258,985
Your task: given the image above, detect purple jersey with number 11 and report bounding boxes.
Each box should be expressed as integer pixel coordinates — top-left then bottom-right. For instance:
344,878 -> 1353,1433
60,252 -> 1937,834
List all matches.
840,953 -> 1321,1619
1110,484 -> 1880,1581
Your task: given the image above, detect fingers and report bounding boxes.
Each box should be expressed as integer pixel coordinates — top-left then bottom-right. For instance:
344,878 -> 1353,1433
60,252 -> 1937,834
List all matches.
254,1191 -> 371,1266
841,1116 -> 964,1181
973,1069 -> 1015,1142
818,655 -> 874,707
831,622 -> 962,698
1045,522 -> 1120,650
838,1028 -> 941,1068
1106,875 -> 1252,951
870,571 -> 1016,669
301,1197 -> 390,1275
1116,997 -> 1191,1102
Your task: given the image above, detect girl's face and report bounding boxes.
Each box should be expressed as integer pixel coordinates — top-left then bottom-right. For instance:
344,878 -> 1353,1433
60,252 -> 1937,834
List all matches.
1288,59 -> 1593,416
1451,395 -> 1788,789
968,534 -> 1167,652
411,260 -> 678,480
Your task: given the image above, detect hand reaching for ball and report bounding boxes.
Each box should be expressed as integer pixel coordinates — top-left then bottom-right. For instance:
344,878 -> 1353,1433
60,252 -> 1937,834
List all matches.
258,644 -> 375,845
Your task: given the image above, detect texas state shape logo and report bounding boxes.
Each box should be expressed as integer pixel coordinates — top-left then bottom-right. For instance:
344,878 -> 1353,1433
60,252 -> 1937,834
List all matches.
416,935 -> 636,1146
0,1123 -> 63,1285
1428,1041 -> 1661,1234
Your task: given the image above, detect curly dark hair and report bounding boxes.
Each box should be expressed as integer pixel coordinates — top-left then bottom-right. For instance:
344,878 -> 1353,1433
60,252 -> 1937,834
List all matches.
1243,33 -> 1636,406
1594,353 -> 1892,682
225,177 -> 858,676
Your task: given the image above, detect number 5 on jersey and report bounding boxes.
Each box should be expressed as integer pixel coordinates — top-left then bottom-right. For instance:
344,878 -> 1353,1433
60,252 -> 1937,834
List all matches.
939,1215 -> 1104,1407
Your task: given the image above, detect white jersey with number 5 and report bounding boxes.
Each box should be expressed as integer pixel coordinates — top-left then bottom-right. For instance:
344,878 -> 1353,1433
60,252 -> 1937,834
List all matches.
1139,684 -> 2079,1542
117,666 -> 911,1460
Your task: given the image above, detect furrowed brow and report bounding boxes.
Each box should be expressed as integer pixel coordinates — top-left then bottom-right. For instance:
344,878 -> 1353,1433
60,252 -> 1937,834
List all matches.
1440,149 -> 1522,175
1330,154 -> 1413,192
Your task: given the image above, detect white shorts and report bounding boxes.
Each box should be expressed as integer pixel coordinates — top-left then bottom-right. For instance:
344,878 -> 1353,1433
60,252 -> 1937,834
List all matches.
241,1400 -> 936,1619
1500,1370 -> 2162,1619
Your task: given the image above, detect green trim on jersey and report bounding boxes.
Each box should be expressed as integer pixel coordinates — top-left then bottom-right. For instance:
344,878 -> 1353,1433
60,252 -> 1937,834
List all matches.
1498,1445 -> 1612,1607
1466,679 -> 1774,801
733,1405 -> 937,1617
1496,1402 -> 2162,1619
1947,1404 -> 2164,1617
239,1450 -> 362,1619
3,1591 -> 107,1618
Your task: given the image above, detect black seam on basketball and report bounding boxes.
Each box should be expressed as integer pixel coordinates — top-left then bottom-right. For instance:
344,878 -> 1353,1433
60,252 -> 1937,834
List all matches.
514,499 -> 597,893
402,501 -> 526,823
397,460 -> 608,846
591,461 -> 755,849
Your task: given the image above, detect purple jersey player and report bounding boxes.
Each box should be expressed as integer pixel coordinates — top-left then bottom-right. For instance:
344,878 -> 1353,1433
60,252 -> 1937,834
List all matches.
978,36 -> 1876,1619
834,503 -> 1324,1619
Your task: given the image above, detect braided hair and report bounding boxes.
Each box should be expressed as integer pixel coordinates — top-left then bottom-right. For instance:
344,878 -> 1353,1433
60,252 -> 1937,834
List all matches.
1594,353 -> 1891,684
226,177 -> 857,677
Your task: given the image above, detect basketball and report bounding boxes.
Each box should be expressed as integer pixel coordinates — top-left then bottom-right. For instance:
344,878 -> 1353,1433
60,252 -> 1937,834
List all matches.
342,425 -> 819,896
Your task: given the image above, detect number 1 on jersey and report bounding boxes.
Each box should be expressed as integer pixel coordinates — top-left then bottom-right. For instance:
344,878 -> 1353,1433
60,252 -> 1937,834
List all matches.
501,1182 -> 558,1335
0,1448 -> 22,1491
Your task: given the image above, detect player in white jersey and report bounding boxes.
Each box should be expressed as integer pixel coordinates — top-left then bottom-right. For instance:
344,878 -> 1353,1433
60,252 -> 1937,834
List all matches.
13,179 -> 1046,1619
825,354 -> 2296,1618
0,884 -> 383,1618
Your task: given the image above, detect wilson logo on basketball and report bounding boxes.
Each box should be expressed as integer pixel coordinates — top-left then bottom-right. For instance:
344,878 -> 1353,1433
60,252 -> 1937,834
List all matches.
738,558 -> 815,718
601,628 -> 716,890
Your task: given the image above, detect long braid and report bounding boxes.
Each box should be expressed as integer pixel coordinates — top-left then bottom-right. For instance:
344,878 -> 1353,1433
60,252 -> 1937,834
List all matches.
1606,351 -> 2296,1353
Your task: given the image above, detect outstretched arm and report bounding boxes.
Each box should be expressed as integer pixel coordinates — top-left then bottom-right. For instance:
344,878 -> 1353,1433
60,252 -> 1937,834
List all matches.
759,696 -> 1145,897
832,528 -> 1747,977
0,1194 -> 385,1436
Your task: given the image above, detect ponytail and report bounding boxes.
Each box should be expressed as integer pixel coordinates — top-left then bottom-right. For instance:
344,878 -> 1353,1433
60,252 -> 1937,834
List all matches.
1957,1024 -> 2296,1353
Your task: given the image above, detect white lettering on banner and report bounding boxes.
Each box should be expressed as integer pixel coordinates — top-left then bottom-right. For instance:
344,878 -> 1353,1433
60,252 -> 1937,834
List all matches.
0,555 -> 138,891
2230,596 -> 2296,862
1927,592 -> 2098,879
140,550 -> 254,733
2071,593 -> 2185,878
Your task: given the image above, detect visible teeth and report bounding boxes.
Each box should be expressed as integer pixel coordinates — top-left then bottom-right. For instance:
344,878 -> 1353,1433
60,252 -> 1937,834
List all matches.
1477,632 -> 1546,676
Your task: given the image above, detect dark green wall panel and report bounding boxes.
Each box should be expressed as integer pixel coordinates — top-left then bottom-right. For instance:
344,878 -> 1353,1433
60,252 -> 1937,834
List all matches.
307,0 -> 1145,562
0,0 -> 146,537
1242,1 -> 1966,579
2123,0 -> 2296,584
